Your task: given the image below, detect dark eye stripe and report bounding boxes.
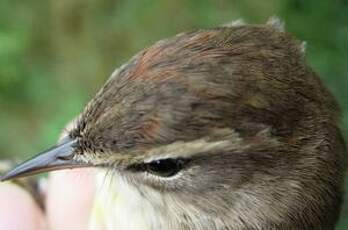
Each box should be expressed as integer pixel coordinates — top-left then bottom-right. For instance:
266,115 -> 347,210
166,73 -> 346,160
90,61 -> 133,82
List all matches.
128,158 -> 190,177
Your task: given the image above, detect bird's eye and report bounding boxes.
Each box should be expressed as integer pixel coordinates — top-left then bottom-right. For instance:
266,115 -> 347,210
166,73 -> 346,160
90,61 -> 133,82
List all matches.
146,159 -> 186,177
129,158 -> 188,177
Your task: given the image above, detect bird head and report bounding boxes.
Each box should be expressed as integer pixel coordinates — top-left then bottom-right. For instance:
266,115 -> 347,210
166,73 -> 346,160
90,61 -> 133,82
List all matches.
1,21 -> 345,229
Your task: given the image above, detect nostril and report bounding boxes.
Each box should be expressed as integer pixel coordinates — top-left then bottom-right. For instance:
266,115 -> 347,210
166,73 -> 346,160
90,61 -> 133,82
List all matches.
57,152 -> 75,161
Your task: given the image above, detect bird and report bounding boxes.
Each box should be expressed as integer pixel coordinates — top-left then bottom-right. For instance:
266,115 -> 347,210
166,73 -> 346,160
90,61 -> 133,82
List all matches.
1,18 -> 345,230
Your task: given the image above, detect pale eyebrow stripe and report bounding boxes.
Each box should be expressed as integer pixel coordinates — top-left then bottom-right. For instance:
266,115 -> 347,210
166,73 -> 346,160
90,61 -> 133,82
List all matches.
142,136 -> 245,163
141,127 -> 279,163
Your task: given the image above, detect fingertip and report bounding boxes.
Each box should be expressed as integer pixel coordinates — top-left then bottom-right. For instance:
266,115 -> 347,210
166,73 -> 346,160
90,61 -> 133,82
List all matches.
0,182 -> 46,230
46,168 -> 96,230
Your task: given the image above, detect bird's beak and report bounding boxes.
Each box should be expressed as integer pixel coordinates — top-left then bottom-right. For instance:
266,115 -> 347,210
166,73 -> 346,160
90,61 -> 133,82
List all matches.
0,137 -> 90,181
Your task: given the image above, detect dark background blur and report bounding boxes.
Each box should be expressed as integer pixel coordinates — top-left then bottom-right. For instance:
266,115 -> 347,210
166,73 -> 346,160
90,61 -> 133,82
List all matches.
0,0 -> 347,228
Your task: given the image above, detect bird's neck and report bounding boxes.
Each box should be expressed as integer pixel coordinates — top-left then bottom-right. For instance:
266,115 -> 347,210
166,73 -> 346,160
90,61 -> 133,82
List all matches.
88,170 -> 338,230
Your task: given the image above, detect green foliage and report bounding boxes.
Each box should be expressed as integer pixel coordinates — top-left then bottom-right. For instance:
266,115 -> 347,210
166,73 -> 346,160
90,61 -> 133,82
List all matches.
0,0 -> 347,228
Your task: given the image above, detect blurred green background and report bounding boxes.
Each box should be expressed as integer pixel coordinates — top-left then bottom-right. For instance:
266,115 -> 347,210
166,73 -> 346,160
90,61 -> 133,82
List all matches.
0,0 -> 347,228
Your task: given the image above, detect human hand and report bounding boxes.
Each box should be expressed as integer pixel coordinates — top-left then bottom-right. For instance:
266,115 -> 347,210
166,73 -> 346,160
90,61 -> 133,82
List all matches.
0,168 -> 95,230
